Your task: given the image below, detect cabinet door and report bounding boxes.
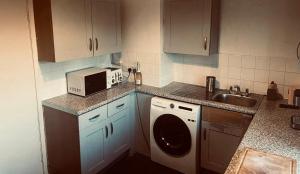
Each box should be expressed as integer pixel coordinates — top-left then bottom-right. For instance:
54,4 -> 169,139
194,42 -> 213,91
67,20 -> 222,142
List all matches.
201,124 -> 241,173
80,120 -> 109,174
164,0 -> 205,55
107,108 -> 131,162
51,0 -> 93,61
163,0 -> 219,56
91,0 -> 121,56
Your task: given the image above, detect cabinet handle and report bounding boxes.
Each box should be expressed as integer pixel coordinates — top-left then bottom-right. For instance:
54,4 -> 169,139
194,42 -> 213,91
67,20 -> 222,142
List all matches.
110,123 -> 113,135
89,38 -> 93,51
204,37 -> 207,50
116,103 -> 125,109
203,128 -> 207,141
297,41 -> 300,62
105,126 -> 108,138
88,115 -> 100,122
95,38 -> 99,50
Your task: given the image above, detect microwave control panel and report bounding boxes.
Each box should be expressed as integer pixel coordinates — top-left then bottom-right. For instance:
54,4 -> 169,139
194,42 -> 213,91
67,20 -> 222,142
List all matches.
107,67 -> 123,85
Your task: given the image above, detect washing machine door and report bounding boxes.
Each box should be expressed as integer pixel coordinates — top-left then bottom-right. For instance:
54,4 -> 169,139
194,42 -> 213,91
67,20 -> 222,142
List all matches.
153,114 -> 192,157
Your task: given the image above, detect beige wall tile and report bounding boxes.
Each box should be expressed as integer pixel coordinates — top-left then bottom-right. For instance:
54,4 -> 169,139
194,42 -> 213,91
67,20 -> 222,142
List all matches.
241,80 -> 254,92
219,54 -> 229,67
269,57 -> 286,72
269,71 -> 285,85
283,87 -> 290,99
277,85 -> 284,97
253,82 -> 268,95
217,66 -> 228,78
285,59 -> 300,73
228,54 -> 242,67
228,78 -> 241,87
255,56 -> 270,70
217,78 -> 228,89
241,68 -> 255,81
254,69 -> 269,83
242,55 -> 255,69
284,72 -> 300,86
228,67 -> 241,79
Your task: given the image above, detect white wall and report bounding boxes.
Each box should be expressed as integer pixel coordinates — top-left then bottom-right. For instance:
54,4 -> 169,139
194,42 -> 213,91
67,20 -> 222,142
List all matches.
120,0 -> 163,87
0,0 -> 43,173
173,0 -> 300,97
121,0 -> 300,97
26,1 -> 112,172
34,57 -> 111,174
219,0 -> 300,58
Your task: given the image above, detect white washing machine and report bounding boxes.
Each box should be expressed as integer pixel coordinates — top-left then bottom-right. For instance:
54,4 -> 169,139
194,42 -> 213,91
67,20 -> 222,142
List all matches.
150,97 -> 201,174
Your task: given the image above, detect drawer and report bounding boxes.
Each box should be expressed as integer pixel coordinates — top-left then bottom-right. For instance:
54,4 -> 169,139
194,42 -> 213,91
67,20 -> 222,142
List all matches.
108,95 -> 129,117
202,106 -> 252,128
78,106 -> 107,130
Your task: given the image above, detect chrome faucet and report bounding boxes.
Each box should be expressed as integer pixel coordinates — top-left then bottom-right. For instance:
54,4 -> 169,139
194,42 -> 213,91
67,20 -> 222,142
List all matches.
233,85 -> 241,93
229,85 -> 250,97
229,85 -> 240,94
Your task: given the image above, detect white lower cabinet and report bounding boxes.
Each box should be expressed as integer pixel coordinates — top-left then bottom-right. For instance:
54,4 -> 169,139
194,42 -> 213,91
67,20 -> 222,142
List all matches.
80,119 -> 108,174
79,95 -> 130,174
107,108 -> 130,162
43,95 -> 132,174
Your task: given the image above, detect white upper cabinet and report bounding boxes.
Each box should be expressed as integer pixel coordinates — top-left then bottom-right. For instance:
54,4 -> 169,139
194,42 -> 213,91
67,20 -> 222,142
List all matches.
92,0 -> 122,56
33,0 -> 121,62
163,0 -> 220,56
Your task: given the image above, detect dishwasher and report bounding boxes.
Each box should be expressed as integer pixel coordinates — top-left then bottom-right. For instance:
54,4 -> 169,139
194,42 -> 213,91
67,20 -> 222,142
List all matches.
200,106 -> 253,173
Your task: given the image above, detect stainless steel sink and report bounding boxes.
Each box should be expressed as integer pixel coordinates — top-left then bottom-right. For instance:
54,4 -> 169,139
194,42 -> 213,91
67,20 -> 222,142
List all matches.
212,93 -> 257,107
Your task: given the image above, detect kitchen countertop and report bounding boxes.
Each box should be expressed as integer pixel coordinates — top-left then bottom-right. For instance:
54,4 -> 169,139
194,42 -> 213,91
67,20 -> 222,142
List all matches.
43,81 -> 299,172
42,82 -> 263,116
137,82 -> 263,115
42,83 -> 136,115
225,98 -> 300,174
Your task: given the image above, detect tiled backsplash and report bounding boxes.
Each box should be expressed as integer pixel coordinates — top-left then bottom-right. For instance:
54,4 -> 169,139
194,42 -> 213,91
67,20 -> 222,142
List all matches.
120,51 -> 161,87
119,0 -> 300,98
120,50 -> 300,99
172,53 -> 300,98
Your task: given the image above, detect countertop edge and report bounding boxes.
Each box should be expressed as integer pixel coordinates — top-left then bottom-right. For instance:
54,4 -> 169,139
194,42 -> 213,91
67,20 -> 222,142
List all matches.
42,83 -> 261,116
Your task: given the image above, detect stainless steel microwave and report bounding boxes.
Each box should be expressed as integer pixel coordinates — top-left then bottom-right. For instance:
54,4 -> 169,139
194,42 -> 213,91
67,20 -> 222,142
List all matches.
66,67 -> 112,97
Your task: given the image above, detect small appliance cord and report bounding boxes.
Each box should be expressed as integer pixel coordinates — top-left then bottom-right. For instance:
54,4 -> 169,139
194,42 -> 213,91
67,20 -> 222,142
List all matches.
133,72 -> 150,151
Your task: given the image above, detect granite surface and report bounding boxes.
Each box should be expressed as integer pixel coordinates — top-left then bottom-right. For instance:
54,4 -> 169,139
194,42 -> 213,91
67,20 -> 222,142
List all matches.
137,82 -> 263,115
225,98 -> 300,174
43,81 -> 299,172
42,83 -> 136,115
43,82 -> 263,116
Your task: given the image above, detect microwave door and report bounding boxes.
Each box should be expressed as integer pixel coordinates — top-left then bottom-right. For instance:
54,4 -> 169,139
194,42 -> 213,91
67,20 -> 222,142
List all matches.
85,72 -> 107,96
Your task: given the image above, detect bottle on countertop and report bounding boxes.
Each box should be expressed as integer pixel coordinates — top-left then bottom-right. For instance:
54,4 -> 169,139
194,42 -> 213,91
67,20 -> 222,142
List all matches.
135,62 -> 142,85
267,81 -> 283,100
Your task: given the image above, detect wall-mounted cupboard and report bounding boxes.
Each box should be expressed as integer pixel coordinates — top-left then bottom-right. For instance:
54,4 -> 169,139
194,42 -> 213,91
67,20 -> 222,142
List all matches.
163,0 -> 220,56
33,0 -> 121,62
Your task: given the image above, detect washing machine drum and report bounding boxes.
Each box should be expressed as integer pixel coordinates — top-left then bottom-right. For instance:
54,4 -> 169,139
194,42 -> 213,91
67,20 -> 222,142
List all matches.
153,114 -> 192,157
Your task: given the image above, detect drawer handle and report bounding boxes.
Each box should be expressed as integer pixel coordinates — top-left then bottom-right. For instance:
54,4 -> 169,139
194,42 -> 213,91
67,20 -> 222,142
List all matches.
116,103 -> 125,109
110,123 -> 113,135
89,38 -> 93,51
204,37 -> 207,50
105,126 -> 108,138
95,38 -> 99,50
89,115 -> 100,122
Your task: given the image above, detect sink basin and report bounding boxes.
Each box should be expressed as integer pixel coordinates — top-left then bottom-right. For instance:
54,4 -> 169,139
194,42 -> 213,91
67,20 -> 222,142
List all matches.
212,93 -> 257,107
